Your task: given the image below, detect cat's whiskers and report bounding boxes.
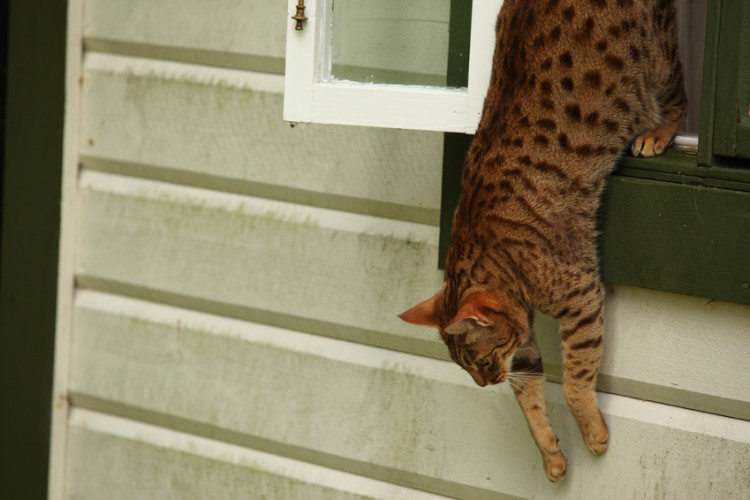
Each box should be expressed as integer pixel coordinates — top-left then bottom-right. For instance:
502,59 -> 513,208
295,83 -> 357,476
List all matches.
509,371 -> 563,384
497,381 -> 515,396
507,379 -> 528,396
513,346 -> 534,353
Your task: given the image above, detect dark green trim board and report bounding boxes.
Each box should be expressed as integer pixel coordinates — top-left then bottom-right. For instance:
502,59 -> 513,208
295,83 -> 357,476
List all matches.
696,0 -> 723,167
439,142 -> 750,306
597,176 -> 750,305
618,149 -> 750,192
1,0 -> 67,497
446,0 -> 472,89
698,0 -> 750,164
439,133 -> 473,269
440,1 -> 750,306
705,0 -> 750,161
439,1 -> 474,276
0,0 -> 7,260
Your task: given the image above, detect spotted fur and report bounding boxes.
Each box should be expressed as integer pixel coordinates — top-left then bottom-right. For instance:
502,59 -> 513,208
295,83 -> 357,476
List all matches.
400,0 -> 687,482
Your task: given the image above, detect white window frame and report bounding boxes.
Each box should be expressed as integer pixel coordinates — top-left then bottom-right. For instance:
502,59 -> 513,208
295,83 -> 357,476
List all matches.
283,0 -> 504,133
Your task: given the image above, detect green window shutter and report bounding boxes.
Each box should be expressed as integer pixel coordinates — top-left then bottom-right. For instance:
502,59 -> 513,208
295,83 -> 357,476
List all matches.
440,0 -> 750,306
699,0 -> 750,163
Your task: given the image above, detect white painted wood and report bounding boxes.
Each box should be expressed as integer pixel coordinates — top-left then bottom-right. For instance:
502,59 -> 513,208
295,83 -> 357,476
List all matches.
67,408 -> 451,500
466,0 -> 504,127
310,83 -> 470,132
70,290 -> 750,499
49,0 -> 83,497
599,286 -> 750,410
283,0 -> 503,132
84,52 -> 286,93
74,171 -> 750,418
283,0 -> 319,122
83,0 -> 286,62
75,170 -> 445,356
56,1 -> 746,498
80,53 -> 444,223
533,285 -> 750,420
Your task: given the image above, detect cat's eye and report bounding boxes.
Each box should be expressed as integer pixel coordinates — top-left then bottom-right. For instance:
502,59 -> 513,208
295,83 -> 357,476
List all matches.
475,358 -> 491,368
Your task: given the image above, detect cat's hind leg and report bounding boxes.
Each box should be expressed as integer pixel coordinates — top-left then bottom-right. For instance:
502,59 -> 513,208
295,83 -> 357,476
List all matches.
510,331 -> 567,482
630,87 -> 687,157
631,29 -> 689,157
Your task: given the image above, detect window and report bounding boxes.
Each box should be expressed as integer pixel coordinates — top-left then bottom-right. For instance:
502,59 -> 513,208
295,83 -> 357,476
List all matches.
285,0 -> 750,306
283,0 -> 501,132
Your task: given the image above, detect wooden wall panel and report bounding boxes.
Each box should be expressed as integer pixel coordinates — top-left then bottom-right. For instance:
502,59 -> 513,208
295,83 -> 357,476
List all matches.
535,285 -> 750,421
75,170 -> 446,359
75,170 -> 750,420
56,2 -> 750,499
83,0 -> 286,72
79,54 -> 443,225
67,409 -> 450,500
69,290 -> 750,499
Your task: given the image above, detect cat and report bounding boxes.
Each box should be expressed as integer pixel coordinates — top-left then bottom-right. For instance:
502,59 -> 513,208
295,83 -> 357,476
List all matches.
399,0 -> 687,482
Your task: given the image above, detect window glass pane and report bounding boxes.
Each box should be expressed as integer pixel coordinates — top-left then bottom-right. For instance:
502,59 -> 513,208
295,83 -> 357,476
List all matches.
330,0 -> 452,86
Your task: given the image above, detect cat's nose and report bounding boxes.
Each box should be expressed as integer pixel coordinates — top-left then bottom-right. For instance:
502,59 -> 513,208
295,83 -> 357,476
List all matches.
471,373 -> 489,387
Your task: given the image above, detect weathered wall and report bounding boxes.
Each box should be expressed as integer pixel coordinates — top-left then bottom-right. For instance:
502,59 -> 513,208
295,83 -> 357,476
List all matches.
53,1 -> 750,499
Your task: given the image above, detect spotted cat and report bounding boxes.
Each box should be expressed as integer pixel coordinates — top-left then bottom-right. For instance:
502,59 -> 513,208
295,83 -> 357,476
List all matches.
399,0 -> 687,482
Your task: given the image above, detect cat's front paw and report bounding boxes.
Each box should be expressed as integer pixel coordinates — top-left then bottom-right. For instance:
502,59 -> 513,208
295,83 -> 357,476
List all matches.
542,447 -> 567,483
581,412 -> 609,455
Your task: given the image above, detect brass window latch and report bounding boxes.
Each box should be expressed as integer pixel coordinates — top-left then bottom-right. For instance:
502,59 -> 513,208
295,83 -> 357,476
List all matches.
292,0 -> 308,30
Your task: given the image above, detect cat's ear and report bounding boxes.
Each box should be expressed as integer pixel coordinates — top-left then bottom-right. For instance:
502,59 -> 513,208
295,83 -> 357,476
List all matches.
398,290 -> 443,328
443,293 -> 502,334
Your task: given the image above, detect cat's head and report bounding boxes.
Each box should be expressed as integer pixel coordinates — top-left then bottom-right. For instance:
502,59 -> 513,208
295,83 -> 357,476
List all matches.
399,289 -> 529,387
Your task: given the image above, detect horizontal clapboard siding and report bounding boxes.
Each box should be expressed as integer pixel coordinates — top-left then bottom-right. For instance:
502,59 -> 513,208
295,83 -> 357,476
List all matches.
69,290 -> 750,499
537,288 -> 750,421
82,0 -> 286,73
67,409 -> 450,500
75,170 -> 446,359
75,169 -> 750,420
79,53 -> 443,225
53,0 -> 750,498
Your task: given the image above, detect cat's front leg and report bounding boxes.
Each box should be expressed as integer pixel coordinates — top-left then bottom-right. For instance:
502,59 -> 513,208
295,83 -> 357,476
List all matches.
558,284 -> 609,455
511,333 -> 567,482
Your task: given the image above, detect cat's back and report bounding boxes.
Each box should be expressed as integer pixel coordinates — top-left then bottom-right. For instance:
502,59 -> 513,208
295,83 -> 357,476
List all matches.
447,0 -> 685,301
478,0 -> 678,153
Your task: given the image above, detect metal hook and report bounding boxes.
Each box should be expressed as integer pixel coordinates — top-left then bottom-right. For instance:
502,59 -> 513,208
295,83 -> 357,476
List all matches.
292,0 -> 308,30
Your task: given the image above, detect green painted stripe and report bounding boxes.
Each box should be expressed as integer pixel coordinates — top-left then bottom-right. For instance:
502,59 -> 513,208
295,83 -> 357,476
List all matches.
74,275 -> 450,362
69,393 -> 525,500
84,37 -> 285,74
617,149 -> 750,189
81,156 -> 440,226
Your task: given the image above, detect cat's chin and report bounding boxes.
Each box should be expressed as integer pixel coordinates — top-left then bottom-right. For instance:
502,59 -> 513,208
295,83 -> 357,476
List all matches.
470,372 -> 507,387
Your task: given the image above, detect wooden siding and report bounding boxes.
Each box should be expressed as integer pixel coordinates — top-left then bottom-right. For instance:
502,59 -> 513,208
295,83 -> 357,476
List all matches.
82,0 -> 286,73
66,289 -> 750,499
67,409 -> 449,500
74,169 -> 750,420
52,0 -> 750,498
80,53 -> 443,225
